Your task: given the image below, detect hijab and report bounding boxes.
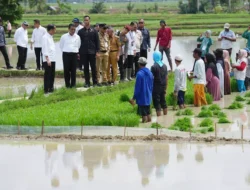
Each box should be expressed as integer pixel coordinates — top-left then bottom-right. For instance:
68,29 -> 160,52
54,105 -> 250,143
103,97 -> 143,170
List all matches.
153,51 -> 164,67
205,53 -> 219,79
223,50 -> 230,63
238,49 -> 248,61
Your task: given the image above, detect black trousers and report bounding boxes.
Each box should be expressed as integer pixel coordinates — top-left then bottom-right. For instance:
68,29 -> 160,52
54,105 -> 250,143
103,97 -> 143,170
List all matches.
81,53 -> 97,85
8,30 -> 11,38
134,52 -> 140,76
127,55 -> 134,69
44,61 -> 55,93
140,49 -> 147,59
17,46 -> 27,69
34,48 -> 42,70
63,52 -> 77,88
153,85 -> 167,111
0,46 -> 10,67
118,55 -> 124,80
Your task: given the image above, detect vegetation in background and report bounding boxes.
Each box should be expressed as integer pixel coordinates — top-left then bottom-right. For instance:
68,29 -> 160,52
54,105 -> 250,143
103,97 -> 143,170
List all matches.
228,101 -> 244,109
198,109 -> 213,117
199,118 -> 214,127
176,108 -> 194,116
127,2 -> 135,14
245,92 -> 250,97
0,0 -> 23,24
151,122 -> 163,129
89,2 -> 106,14
235,95 -> 246,102
169,117 -> 193,132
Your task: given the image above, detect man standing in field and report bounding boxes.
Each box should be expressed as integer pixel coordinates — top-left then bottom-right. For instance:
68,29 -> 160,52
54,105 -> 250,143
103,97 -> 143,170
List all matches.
0,19 -> 13,69
30,19 -> 47,70
138,19 -> 151,59
242,25 -> 250,49
72,18 -> 83,34
78,16 -> 100,88
7,20 -> 12,38
130,57 -> 153,123
154,20 -> 173,71
14,21 -> 29,70
60,24 -> 81,88
218,23 -> 236,56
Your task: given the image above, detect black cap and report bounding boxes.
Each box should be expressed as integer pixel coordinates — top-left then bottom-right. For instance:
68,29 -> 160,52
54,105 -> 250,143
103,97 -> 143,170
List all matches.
213,48 -> 223,56
160,20 -> 166,25
99,23 -> 108,29
193,48 -> 202,54
72,18 -> 80,23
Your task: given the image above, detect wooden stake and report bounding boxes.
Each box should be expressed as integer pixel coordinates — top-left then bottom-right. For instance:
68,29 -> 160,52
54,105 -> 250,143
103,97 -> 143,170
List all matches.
41,120 -> 44,135
241,125 -> 244,140
215,123 -> 217,139
189,126 -> 191,139
18,120 -> 20,135
156,126 -> 159,136
81,122 -> 83,136
124,126 -> 126,138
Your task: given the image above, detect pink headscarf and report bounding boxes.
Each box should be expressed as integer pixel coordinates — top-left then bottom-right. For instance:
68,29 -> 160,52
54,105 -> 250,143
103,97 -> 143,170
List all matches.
223,50 -> 230,63
238,49 -> 248,61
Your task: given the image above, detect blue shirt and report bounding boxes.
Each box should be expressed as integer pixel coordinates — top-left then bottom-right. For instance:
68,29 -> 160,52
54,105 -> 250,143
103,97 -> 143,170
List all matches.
0,25 -> 6,47
133,67 -> 153,106
138,28 -> 151,50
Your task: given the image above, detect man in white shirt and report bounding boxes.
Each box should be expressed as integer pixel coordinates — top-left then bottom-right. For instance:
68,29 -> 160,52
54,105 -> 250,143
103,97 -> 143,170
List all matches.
30,19 -> 46,70
60,24 -> 81,88
125,24 -> 136,81
14,21 -> 29,70
218,23 -> 236,56
72,18 -> 83,35
188,48 -> 207,107
42,24 -> 56,94
131,22 -> 143,77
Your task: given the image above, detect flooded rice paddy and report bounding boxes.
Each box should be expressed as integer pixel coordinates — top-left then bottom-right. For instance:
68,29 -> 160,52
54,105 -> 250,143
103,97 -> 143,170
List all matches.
0,141 -> 250,190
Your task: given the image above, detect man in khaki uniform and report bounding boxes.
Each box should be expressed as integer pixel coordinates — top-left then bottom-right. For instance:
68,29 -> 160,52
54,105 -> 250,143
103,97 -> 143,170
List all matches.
96,23 -> 110,86
107,27 -> 121,84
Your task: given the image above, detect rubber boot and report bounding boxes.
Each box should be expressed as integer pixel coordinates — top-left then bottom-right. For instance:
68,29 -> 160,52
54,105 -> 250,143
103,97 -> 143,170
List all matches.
147,115 -> 152,122
156,111 -> 161,117
127,68 -> 132,81
163,108 -> 168,115
123,69 -> 128,82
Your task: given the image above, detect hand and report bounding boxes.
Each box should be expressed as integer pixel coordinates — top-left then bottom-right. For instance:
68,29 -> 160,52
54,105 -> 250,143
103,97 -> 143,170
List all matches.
77,54 -> 80,60
47,60 -> 51,67
167,44 -> 171,48
129,99 -> 135,106
133,50 -> 136,56
148,48 -> 151,52
117,55 -> 120,61
96,52 -> 100,57
30,44 -> 33,50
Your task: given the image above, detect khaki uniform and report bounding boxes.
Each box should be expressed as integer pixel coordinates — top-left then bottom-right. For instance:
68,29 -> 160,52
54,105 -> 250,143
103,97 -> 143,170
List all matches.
96,32 -> 110,83
108,35 -> 121,82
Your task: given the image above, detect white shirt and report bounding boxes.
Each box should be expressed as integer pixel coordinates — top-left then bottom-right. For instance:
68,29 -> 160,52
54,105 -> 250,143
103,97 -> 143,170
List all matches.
216,62 -> 224,96
218,30 -> 236,49
75,25 -> 83,34
233,58 -> 247,80
60,33 -> 81,53
126,31 -> 136,55
42,32 -> 56,62
174,64 -> 187,91
7,23 -> 11,31
31,26 -> 47,48
14,27 -> 28,48
193,58 -> 206,85
134,30 -> 143,53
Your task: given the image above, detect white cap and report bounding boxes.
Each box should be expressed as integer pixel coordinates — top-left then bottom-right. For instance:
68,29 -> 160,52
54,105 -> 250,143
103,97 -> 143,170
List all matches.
224,23 -> 230,29
175,55 -> 183,61
138,57 -> 147,65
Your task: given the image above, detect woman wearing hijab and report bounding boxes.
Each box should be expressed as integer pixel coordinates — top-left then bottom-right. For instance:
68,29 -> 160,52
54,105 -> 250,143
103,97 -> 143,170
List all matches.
151,51 -> 168,116
205,53 -> 221,101
214,49 -> 224,97
232,49 -> 248,92
197,30 -> 213,59
223,50 -> 231,95
244,48 -> 250,90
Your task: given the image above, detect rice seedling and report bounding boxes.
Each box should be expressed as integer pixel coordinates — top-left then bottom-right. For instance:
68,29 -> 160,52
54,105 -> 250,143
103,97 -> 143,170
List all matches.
228,101 -> 244,109
245,92 -> 250,97
169,117 -> 193,132
208,104 -> 221,111
235,95 -> 246,102
197,109 -> 213,117
120,93 -> 130,102
199,118 -> 214,127
218,117 -> 231,123
175,108 -> 194,116
151,123 -> 163,129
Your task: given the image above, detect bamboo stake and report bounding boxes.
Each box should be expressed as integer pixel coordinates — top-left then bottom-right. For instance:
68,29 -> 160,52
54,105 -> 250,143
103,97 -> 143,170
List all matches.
41,120 -> 44,135
241,125 -> 244,140
81,122 -> 83,136
18,120 -> 20,135
156,126 -> 159,136
189,126 -> 191,139
215,123 -> 217,139
124,126 -> 126,138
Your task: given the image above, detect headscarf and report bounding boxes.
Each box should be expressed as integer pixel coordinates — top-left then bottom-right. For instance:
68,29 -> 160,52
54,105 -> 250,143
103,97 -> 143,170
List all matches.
223,50 -> 230,63
205,30 -> 211,37
153,51 -> 164,67
238,49 -> 248,60
205,53 -> 219,79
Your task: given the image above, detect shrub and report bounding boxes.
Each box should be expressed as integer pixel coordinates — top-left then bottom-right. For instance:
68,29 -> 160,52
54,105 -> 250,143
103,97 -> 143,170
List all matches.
169,117 -> 193,132
151,123 -> 163,129
218,117 -> 231,123
89,2 -> 106,14
198,110 -> 213,117
235,95 -> 246,102
200,118 -> 213,127
127,2 -> 135,14
228,101 -> 243,109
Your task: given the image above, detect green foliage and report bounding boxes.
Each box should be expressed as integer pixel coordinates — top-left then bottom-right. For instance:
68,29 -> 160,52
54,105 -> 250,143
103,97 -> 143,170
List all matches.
154,3 -> 158,12
127,2 -> 135,14
235,95 -> 246,102
200,118 -> 214,127
57,0 -> 72,14
120,93 -> 130,102
208,127 -> 214,132
169,117 -> 193,132
28,88 -> 36,100
29,0 -> 47,13
198,109 -> 213,117
175,108 -> 194,116
208,104 -> 221,111
231,79 -> 238,92
206,93 -> 213,104
228,101 -> 244,109
151,122 -> 163,129
245,92 -> 250,97
178,0 -> 209,14
218,117 -> 231,123
89,2 -> 106,14
0,0 -> 23,23
216,111 -> 227,118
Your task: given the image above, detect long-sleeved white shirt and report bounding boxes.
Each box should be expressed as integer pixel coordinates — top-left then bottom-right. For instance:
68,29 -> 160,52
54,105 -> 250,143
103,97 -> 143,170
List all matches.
75,25 -> 83,35
31,26 -> 47,48
134,30 -> 143,53
174,64 -> 187,91
14,27 -> 28,48
42,32 -> 56,62
60,33 -> 81,53
126,31 -> 136,55
193,58 -> 206,85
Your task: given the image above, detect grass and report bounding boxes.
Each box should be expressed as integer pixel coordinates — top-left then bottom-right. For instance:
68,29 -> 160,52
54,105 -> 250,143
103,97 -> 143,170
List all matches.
199,118 -> 214,127
120,93 -> 130,102
175,108 -> 194,116
228,101 -> 244,109
168,117 -> 193,132
235,95 -> 246,102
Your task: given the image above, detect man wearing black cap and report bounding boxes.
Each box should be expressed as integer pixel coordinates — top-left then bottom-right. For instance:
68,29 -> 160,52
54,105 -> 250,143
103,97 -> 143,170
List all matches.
96,23 -> 109,86
31,19 -> 46,70
188,48 -> 207,107
14,21 -> 29,70
72,18 -> 83,34
78,15 -> 100,88
154,20 -> 173,71
94,23 -> 99,32
0,19 -> 13,69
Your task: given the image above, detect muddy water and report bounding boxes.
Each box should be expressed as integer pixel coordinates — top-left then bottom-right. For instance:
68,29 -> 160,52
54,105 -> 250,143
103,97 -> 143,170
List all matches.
0,141 -> 250,190
0,37 -> 247,70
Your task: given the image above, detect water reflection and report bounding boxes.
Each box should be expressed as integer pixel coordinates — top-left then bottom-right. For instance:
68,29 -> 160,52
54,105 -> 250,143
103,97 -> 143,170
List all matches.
1,142 -> 250,189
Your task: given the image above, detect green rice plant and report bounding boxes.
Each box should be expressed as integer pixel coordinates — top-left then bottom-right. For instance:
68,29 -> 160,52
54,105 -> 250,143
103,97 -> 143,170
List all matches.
208,104 -> 221,111
208,127 -> 214,132
199,118 -> 214,127
176,110 -> 181,116
218,117 -> 231,123
217,112 -> 227,118
228,101 -> 244,109
230,79 -> 238,92
206,93 -> 213,105
167,92 -> 177,109
235,95 -> 246,102
197,109 -> 213,118
201,106 -> 208,110
169,117 -> 193,132
200,128 -> 208,134
245,92 -> 250,97
120,93 -> 130,102
151,123 -> 163,129
175,108 -> 194,116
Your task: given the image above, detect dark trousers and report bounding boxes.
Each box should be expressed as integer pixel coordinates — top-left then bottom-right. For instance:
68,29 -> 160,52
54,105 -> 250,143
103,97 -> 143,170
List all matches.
134,52 -> 140,77
0,46 -> 10,67
177,90 -> 185,105
159,46 -> 173,70
153,85 -> 167,111
44,61 -> 55,93
34,47 -> 42,70
140,49 -> 147,59
17,46 -> 27,69
63,52 -> 77,88
8,30 -> 11,38
127,55 -> 134,69
81,53 -> 97,85
118,55 -> 124,80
